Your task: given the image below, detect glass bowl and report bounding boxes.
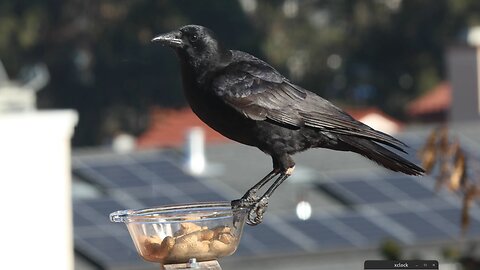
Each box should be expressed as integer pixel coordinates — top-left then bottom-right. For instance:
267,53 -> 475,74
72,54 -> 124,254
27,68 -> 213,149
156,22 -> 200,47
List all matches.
110,202 -> 247,264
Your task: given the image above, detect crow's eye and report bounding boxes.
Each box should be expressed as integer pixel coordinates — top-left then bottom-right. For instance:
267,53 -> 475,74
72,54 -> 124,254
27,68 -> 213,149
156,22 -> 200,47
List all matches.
190,34 -> 198,42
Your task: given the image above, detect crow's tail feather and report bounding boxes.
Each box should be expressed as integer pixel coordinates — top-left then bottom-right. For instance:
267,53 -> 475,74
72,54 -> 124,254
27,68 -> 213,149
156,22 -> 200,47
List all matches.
339,136 -> 425,176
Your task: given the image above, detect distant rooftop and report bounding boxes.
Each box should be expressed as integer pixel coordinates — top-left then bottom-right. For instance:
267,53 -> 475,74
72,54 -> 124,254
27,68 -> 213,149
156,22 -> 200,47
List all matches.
406,82 -> 451,121
137,107 -> 229,148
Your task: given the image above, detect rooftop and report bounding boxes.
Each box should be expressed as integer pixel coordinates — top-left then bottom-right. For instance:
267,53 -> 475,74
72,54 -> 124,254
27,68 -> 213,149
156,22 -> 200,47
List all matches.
137,107 -> 229,148
406,82 -> 451,118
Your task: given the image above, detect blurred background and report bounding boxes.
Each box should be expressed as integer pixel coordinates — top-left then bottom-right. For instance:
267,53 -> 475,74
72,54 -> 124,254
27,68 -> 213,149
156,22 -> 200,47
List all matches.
2,0 -> 480,269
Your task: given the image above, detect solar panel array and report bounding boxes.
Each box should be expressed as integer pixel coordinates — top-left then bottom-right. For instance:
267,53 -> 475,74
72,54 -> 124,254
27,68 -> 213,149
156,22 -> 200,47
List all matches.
305,175 -> 476,249
72,151 -> 235,269
72,145 -> 480,269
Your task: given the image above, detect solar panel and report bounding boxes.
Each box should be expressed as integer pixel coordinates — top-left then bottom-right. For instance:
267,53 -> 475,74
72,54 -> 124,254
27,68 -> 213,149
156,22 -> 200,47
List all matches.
384,176 -> 436,199
138,160 -> 198,184
236,232 -> 267,255
316,182 -> 359,205
73,167 -> 116,188
338,180 -> 393,204
92,165 -> 150,187
174,181 -> 218,194
75,235 -> 140,264
289,219 -> 354,249
320,179 -> 400,206
82,198 -> 129,218
186,192 -> 228,203
135,195 -> 176,207
74,166 -> 152,189
318,174 -> 455,210
387,212 -> 450,241
244,224 -> 304,253
418,197 -> 454,210
73,209 -> 95,227
72,147 -> 480,269
337,214 -> 398,244
74,199 -> 127,226
435,208 -> 480,236
233,242 -> 255,256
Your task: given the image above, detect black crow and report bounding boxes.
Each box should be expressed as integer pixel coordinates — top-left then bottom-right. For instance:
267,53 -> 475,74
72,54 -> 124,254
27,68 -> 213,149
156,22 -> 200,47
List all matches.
152,25 -> 424,225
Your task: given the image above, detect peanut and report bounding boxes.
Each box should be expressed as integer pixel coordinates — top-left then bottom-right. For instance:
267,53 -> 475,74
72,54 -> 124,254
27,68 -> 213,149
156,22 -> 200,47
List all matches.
176,229 -> 214,244
175,231 -> 199,245
212,225 -> 231,237
158,236 -> 175,258
174,222 -> 202,236
191,240 -> 210,254
169,239 -> 210,260
218,233 -> 235,245
213,226 -> 232,234
141,224 -> 236,264
199,229 -> 214,241
142,235 -> 174,261
169,242 -> 189,261
210,240 -> 234,256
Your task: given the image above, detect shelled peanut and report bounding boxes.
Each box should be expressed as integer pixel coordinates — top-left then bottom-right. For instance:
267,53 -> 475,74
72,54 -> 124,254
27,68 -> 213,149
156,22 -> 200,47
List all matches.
140,223 -> 237,263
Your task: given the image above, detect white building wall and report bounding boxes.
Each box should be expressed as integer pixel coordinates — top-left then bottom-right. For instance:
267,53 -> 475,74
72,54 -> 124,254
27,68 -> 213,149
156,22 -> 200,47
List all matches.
0,110 -> 78,270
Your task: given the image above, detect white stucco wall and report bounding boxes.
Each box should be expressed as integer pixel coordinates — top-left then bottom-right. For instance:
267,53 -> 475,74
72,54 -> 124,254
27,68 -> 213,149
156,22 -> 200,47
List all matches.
0,110 -> 78,270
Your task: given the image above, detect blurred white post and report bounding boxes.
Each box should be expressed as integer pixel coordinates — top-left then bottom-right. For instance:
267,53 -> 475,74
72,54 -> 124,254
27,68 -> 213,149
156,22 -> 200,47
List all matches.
185,127 -> 206,175
0,110 -> 78,270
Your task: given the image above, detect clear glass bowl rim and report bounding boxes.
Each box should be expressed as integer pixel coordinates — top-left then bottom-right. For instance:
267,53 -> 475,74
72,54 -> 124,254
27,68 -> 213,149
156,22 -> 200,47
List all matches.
110,201 -> 246,223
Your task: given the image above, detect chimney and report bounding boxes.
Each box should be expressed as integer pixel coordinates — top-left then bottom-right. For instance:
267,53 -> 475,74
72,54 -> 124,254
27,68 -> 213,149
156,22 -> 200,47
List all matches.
184,127 -> 206,175
447,27 -> 480,122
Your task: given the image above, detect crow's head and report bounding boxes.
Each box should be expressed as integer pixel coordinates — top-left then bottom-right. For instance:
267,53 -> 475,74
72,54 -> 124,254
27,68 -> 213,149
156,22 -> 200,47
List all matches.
152,25 -> 231,69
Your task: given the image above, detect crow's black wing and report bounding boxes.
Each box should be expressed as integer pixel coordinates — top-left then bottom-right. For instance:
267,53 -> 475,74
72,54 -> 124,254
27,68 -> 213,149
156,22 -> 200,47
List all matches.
212,60 -> 306,127
212,53 -> 406,150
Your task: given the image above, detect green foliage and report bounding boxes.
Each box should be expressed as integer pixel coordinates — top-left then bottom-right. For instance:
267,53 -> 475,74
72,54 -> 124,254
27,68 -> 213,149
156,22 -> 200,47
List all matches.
252,0 -> 480,118
442,246 -> 461,261
379,239 -> 403,260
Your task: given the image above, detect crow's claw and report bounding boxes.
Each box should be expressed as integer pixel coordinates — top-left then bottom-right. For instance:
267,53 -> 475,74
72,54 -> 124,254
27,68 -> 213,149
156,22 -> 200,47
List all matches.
231,193 -> 259,209
245,197 -> 269,226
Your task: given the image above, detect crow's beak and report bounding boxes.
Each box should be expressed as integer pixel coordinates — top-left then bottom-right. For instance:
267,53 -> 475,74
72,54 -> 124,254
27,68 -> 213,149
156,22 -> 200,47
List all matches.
151,31 -> 183,48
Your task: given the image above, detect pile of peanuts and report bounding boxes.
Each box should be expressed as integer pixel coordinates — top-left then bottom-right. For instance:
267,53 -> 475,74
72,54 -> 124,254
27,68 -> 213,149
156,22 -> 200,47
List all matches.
140,222 -> 236,263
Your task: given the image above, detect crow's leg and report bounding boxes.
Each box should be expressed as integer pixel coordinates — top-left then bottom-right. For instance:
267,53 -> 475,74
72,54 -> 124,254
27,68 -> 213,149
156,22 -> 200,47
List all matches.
247,166 -> 295,225
231,169 -> 280,209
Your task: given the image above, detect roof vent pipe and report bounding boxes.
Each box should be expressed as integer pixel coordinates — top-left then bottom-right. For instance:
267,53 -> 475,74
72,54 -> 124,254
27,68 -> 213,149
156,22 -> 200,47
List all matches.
184,127 -> 206,175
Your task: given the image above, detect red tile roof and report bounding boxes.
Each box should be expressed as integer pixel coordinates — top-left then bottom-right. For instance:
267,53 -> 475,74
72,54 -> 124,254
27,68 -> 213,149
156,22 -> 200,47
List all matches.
406,82 -> 451,116
137,107 -> 229,148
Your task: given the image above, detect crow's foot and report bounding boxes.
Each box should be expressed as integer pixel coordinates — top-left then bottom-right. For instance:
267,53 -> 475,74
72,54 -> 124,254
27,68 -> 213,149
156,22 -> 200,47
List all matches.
231,194 -> 259,227
246,197 -> 269,225
231,191 -> 259,209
